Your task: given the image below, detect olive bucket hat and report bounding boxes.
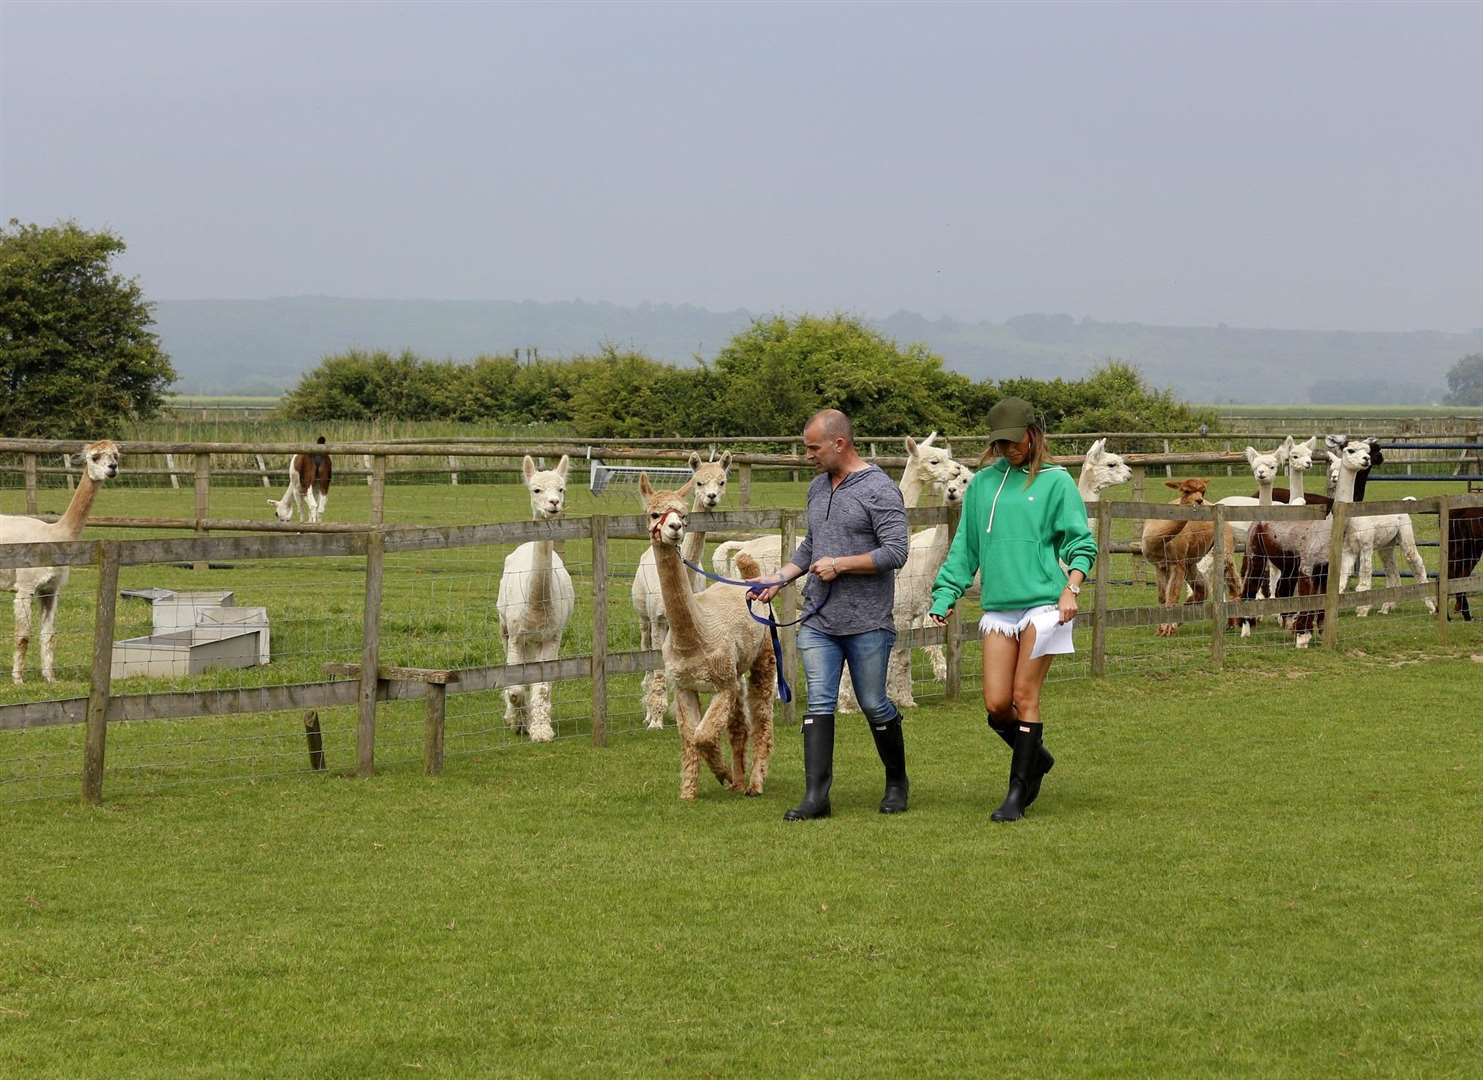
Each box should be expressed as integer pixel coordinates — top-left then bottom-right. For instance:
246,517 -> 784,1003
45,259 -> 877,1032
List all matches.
986,397 -> 1040,445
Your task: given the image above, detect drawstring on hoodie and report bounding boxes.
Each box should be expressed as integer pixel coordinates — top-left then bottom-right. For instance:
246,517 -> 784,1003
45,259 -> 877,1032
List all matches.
985,463 -> 1014,535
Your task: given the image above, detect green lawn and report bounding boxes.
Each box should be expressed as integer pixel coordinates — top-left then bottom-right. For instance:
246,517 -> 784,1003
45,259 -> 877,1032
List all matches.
2,654 -> 1480,1077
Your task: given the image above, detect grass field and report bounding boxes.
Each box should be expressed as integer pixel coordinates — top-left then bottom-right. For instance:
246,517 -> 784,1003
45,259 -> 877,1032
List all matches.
3,455 -> 1482,1075
2,654 -> 1481,1077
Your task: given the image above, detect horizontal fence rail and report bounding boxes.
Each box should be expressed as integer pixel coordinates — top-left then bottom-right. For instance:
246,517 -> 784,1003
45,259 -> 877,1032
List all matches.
4,483 -> 1480,804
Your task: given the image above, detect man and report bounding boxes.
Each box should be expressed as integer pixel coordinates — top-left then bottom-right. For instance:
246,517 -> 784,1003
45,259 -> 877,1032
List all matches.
750,409 -> 911,819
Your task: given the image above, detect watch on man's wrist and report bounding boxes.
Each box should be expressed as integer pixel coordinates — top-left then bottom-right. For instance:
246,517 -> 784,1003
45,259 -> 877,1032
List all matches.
1066,581 -> 1081,595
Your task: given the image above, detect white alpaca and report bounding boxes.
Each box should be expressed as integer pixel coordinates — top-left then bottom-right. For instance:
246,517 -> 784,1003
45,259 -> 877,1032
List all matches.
1077,438 -> 1134,528
838,439 -> 966,712
630,450 -> 732,729
710,431 -> 960,580
495,455 -> 576,742
1325,452 -> 1435,618
1196,442 -> 1284,628
1282,436 -> 1319,504
1,440 -> 120,683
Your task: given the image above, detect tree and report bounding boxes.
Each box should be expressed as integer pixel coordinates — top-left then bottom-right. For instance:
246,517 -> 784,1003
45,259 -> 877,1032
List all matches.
0,219 -> 176,438
1442,353 -> 1483,406
710,313 -> 961,436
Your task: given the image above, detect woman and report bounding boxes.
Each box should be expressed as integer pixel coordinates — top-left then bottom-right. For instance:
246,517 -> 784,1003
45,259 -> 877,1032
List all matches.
928,398 -> 1097,822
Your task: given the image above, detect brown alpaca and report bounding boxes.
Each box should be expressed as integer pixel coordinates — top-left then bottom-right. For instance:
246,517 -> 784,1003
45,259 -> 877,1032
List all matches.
1140,478 -> 1239,637
640,473 -> 776,800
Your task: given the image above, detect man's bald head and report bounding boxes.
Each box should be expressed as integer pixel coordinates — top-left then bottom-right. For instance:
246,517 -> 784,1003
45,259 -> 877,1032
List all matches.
805,409 -> 854,445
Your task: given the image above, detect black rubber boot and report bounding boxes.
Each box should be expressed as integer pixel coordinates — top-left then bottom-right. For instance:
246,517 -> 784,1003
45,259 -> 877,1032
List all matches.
869,714 -> 909,814
784,713 -> 834,821
991,721 -> 1042,822
988,713 -> 1054,808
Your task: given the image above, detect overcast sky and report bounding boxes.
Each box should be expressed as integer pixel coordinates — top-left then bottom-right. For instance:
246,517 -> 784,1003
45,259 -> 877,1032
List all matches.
2,1 -> 1479,332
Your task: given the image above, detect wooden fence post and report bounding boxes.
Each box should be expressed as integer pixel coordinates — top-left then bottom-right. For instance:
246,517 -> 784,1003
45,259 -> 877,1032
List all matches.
1163,439 -> 1173,478
1130,466 -> 1146,584
363,453 -> 374,487
254,454 -> 271,488
791,443 -> 800,483
61,454 -> 74,492
164,452 -> 181,490
193,454 -> 210,572
423,685 -> 446,775
1437,495 -> 1450,645
943,504 -> 962,701
369,455 -> 386,525
1092,500 -> 1111,677
738,462 -> 752,509
357,531 -> 385,777
1224,440 -> 1233,477
82,541 -> 119,805
304,711 -> 327,771
23,453 -> 37,514
590,515 -> 608,747
448,455 -> 460,486
1323,501 -> 1348,650
1209,504 -> 1227,670
779,510 -> 799,725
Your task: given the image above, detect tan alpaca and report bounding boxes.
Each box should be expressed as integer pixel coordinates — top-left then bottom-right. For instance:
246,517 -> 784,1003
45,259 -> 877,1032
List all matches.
1140,478 -> 1239,638
640,473 -> 776,801
1,440 -> 121,683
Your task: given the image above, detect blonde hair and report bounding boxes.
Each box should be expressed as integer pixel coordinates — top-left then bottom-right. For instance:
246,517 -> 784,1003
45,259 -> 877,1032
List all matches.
980,424 -> 1051,486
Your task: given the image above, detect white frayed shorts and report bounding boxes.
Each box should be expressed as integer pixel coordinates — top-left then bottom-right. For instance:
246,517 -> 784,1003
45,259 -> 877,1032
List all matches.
978,606 -> 1076,657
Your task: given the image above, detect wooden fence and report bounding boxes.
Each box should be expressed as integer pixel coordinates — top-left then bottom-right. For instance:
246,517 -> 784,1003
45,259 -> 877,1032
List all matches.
3,492 -> 1482,805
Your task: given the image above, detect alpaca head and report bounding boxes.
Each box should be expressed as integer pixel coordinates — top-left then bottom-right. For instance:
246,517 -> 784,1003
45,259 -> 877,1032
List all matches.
1283,435 -> 1318,474
266,494 -> 294,522
639,472 -> 694,547
1325,435 -> 1373,475
1244,445 -> 1282,487
903,432 -> 958,490
71,440 -> 120,483
522,454 -> 570,520
1164,477 -> 1209,506
1082,438 -> 1132,494
943,461 -> 973,505
686,450 -> 732,510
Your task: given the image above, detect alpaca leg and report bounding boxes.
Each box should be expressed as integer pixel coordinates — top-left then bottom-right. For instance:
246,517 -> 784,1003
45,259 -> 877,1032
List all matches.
502,635 -> 530,735
694,691 -> 739,791
726,698 -> 749,793
1399,533 -> 1435,615
1352,543 -> 1373,618
887,641 -> 916,709
315,490 -> 328,522
12,591 -> 32,685
1375,546 -> 1398,615
38,590 -> 61,685
745,653 -> 776,796
527,640 -> 558,743
641,618 -> 668,730
1161,563 -> 1187,636
674,690 -> 704,800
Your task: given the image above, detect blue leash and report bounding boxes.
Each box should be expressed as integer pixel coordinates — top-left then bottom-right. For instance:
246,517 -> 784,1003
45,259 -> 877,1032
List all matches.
679,556 -> 833,703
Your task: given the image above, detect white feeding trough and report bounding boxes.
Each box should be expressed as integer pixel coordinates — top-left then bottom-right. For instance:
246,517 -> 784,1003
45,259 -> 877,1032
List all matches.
113,589 -> 271,680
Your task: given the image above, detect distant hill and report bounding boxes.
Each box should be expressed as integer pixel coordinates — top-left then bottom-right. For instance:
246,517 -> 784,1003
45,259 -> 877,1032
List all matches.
152,297 -> 1483,404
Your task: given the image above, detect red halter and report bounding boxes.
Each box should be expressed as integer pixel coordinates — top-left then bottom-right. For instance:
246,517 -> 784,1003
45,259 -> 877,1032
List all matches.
650,506 -> 686,542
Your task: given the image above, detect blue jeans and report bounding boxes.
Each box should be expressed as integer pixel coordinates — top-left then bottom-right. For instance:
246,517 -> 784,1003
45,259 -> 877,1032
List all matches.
797,625 -> 899,722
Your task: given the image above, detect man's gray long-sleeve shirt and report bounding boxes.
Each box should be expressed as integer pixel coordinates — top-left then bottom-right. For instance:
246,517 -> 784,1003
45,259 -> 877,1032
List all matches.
788,464 -> 910,636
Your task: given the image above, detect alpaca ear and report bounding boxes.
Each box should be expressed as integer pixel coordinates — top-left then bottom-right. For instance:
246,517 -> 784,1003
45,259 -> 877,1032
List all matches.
1244,447 -> 1259,466
677,476 -> 695,498
1302,436 -> 1317,452
1325,434 -> 1346,451
1165,480 -> 1182,490
522,455 -> 536,482
688,451 -> 703,473
718,450 -> 732,471
904,435 -> 919,457
1275,444 -> 1289,466
638,473 -> 653,497
1087,438 -> 1105,461
555,455 -> 570,479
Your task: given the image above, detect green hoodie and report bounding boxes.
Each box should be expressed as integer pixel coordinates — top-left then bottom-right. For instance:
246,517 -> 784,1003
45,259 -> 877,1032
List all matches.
929,458 -> 1098,616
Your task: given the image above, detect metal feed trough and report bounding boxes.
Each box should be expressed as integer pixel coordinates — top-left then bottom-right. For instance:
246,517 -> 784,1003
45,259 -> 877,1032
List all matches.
112,588 -> 271,679
588,457 -> 692,495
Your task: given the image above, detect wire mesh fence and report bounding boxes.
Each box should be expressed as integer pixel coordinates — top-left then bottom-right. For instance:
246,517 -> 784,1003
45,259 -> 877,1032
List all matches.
3,442 -> 1481,806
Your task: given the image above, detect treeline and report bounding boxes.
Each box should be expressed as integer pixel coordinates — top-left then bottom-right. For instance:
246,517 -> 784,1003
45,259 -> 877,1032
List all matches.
280,314 -> 1216,439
